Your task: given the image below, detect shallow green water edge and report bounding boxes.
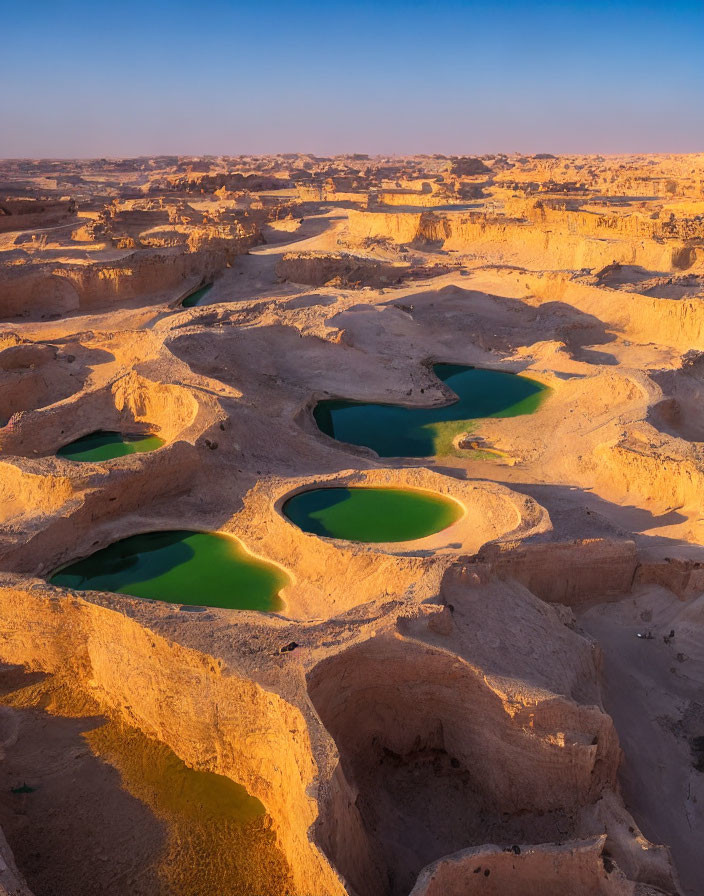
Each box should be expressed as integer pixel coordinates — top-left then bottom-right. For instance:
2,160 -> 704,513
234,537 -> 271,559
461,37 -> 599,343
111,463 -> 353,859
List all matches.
57,431 -> 165,462
50,530 -> 288,611
283,486 -> 463,542
182,284 -> 213,308
314,364 -> 549,457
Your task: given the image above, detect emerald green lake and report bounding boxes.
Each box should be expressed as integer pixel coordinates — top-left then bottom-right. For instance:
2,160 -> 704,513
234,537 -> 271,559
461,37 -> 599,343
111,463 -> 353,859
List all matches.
283,487 -> 463,542
50,530 -> 287,611
314,364 -> 548,457
57,430 -> 165,462
182,284 -> 213,307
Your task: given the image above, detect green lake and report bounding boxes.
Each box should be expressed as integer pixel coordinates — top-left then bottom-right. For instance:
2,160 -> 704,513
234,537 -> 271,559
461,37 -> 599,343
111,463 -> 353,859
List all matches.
57,430 -> 165,462
283,487 -> 463,542
182,284 -> 213,307
50,530 -> 287,611
314,363 -> 548,457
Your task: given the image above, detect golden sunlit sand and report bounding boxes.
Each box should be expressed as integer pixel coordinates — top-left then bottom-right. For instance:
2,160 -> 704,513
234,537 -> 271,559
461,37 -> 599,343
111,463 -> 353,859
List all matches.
1,152 -> 703,895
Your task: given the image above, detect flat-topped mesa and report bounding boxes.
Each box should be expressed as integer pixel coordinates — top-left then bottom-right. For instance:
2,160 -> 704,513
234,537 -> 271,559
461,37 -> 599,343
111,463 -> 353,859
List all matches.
0,222 -> 262,319
91,197 -> 270,245
345,207 -> 704,271
447,156 -> 492,177
368,183 -> 465,209
0,197 -> 77,233
491,153 -> 704,198
275,251 -> 454,288
527,199 -> 704,243
297,184 -> 369,206
148,171 -> 291,195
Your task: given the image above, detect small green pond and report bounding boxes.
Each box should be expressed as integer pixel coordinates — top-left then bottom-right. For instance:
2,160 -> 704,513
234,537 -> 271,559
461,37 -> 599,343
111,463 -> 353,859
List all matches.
314,363 -> 549,457
283,487 -> 463,542
182,284 -> 213,308
57,430 -> 165,462
50,530 -> 287,611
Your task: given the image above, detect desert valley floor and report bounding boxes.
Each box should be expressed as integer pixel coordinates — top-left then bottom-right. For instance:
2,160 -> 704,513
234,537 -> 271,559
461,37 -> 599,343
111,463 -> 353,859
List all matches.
0,153 -> 704,895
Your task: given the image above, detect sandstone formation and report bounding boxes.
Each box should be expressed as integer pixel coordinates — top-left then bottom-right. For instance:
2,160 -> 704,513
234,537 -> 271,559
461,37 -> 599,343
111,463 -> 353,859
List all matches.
1,152 -> 703,896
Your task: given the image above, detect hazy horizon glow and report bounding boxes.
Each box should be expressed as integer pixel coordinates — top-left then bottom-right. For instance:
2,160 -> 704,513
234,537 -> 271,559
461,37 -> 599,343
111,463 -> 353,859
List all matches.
2,0 -> 702,158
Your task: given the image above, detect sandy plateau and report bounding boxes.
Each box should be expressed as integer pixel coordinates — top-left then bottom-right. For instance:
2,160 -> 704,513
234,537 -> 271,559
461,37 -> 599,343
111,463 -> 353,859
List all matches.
0,153 -> 703,895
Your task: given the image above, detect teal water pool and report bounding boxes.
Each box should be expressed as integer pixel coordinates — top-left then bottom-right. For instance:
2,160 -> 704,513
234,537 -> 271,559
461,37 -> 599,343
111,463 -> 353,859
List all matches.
314,364 -> 548,457
182,284 -> 213,308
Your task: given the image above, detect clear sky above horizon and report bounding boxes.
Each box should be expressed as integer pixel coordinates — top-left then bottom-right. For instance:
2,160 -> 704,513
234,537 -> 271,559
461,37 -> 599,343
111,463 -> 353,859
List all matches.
2,0 -> 702,158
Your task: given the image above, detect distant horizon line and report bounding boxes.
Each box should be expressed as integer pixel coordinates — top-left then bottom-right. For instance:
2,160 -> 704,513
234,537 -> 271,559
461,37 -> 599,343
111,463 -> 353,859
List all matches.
2,150 -> 703,163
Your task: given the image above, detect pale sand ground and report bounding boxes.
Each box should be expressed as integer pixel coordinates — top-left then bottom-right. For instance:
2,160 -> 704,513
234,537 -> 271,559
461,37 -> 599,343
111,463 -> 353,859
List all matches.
0,154 -> 703,895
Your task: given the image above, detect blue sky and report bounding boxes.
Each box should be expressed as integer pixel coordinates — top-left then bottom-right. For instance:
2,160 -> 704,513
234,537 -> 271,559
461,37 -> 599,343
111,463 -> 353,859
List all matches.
1,0 -> 702,157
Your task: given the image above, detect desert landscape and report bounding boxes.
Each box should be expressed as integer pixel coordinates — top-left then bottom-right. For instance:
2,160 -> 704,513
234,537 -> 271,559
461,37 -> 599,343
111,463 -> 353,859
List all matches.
0,150 -> 703,896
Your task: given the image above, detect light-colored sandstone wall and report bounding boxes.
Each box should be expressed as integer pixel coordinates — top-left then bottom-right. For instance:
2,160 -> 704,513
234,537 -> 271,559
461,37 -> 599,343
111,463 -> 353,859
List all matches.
0,271 -> 80,319
346,209 -> 702,273
0,372 -> 203,458
0,589 -> 348,896
464,539 -> 639,606
0,440 -> 197,561
308,633 -> 620,819
526,275 -> 704,351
